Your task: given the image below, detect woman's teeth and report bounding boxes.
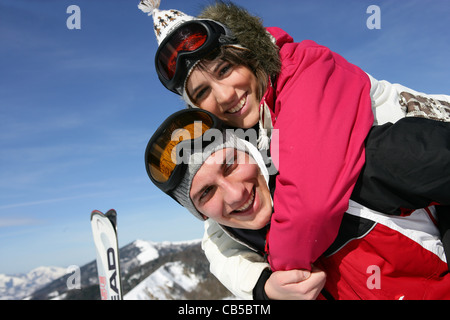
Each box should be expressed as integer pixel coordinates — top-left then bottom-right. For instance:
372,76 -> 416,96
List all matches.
228,96 -> 246,114
235,189 -> 255,212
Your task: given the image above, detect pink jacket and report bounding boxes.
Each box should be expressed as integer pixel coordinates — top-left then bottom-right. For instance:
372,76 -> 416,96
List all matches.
265,27 -> 374,271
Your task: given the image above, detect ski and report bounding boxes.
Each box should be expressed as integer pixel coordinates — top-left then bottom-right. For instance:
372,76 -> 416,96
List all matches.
90,209 -> 123,300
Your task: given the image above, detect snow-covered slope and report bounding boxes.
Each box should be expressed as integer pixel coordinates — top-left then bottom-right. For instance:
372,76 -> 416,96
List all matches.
124,261 -> 200,300
134,239 -> 159,264
121,239 -> 234,300
0,266 -> 66,300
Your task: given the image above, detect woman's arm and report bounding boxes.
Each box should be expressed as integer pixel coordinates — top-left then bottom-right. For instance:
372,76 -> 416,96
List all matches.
268,41 -> 374,271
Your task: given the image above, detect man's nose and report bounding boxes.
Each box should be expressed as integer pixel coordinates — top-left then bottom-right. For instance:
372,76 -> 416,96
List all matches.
220,177 -> 246,209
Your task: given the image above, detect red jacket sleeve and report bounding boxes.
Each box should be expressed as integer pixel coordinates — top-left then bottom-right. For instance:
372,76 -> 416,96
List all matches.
267,39 -> 374,271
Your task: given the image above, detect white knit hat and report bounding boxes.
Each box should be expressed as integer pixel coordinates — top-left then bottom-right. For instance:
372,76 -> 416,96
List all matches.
138,0 -> 196,45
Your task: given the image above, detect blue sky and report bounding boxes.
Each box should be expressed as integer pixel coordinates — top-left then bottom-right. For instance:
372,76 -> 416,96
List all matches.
0,0 -> 449,275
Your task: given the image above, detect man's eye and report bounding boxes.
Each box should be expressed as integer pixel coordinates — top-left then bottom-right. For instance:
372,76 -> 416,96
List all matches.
194,87 -> 209,102
225,154 -> 238,174
200,186 -> 213,201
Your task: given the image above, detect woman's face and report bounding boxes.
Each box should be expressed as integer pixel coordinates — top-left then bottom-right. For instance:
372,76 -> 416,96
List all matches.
189,148 -> 272,230
186,59 -> 261,129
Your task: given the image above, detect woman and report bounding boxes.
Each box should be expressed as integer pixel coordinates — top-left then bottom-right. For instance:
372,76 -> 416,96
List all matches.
139,0 -> 450,272
144,108 -> 450,299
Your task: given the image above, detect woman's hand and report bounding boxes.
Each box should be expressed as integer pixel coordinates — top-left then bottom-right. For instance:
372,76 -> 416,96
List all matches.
264,265 -> 326,300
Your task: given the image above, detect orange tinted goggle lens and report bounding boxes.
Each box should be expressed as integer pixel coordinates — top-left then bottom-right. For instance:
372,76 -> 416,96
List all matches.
147,111 -> 214,184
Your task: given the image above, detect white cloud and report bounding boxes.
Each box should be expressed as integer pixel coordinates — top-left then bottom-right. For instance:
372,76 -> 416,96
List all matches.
0,192 -> 111,211
0,217 -> 40,228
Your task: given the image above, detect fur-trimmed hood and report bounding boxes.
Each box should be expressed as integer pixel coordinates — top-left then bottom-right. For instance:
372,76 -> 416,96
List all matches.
198,1 -> 281,78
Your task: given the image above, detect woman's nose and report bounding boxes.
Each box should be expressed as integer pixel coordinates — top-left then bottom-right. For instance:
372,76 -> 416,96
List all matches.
213,83 -> 236,110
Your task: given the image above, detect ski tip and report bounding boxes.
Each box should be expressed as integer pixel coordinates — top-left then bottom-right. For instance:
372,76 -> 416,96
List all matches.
90,209 -> 106,220
90,209 -> 117,222
105,209 -> 117,216
105,209 -> 117,229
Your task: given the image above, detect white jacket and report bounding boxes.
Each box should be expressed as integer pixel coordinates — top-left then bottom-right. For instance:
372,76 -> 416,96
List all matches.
367,74 -> 450,125
201,75 -> 450,299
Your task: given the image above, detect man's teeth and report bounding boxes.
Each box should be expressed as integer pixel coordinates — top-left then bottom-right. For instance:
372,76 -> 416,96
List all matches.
235,189 -> 255,212
228,96 -> 246,113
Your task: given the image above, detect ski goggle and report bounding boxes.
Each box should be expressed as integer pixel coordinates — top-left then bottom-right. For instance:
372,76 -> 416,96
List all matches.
145,109 -> 224,193
155,20 -> 236,95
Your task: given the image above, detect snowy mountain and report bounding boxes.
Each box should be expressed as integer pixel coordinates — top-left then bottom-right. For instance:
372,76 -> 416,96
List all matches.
8,239 -> 234,300
0,266 -> 66,300
124,261 -> 200,300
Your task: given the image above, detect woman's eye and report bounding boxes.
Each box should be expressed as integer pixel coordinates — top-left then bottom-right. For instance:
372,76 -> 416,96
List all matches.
194,87 -> 208,102
218,64 -> 232,77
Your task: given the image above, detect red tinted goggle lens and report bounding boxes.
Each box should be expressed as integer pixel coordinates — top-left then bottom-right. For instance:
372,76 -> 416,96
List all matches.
157,23 -> 208,81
